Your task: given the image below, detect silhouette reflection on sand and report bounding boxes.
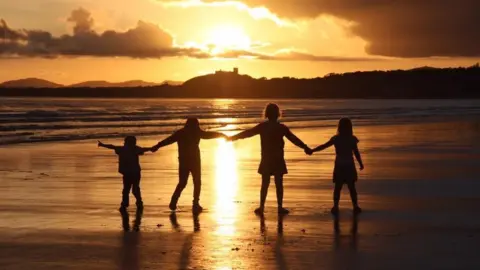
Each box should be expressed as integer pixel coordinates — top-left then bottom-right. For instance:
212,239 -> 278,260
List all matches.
119,208 -> 143,270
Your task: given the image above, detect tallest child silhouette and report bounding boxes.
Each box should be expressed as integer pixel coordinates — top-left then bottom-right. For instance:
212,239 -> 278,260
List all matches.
153,118 -> 226,213
229,103 -> 310,215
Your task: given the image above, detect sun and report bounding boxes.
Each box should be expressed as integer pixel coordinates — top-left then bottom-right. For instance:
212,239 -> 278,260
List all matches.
207,25 -> 251,54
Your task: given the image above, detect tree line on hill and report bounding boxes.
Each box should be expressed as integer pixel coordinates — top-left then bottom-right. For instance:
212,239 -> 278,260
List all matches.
1,65 -> 479,98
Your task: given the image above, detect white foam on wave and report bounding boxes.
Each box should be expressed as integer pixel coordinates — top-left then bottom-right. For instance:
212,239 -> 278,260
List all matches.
1,98 -> 479,145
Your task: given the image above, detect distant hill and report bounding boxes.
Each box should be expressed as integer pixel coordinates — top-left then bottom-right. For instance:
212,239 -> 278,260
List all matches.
69,80 -> 161,88
0,78 -> 64,88
161,80 -> 183,86
1,65 -> 479,98
0,79 -> 177,88
182,72 -> 255,97
409,66 -> 438,71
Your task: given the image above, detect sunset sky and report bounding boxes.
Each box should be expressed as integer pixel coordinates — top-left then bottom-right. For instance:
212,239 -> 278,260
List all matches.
1,0 -> 479,84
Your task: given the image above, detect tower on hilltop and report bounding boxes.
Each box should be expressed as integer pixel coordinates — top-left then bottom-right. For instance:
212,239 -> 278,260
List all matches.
215,67 -> 239,75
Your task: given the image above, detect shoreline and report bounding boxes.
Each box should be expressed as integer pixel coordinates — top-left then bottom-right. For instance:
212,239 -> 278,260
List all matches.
1,116 -> 480,269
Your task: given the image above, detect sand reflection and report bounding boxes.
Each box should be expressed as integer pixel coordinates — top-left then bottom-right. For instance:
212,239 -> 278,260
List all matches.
214,139 -> 239,236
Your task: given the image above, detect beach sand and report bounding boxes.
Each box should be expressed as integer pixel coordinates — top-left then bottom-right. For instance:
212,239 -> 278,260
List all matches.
1,121 -> 480,270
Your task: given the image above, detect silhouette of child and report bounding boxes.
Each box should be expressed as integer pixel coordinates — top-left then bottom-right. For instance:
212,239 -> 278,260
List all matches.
307,118 -> 364,215
229,103 -> 310,215
98,136 -> 153,212
152,118 -> 226,213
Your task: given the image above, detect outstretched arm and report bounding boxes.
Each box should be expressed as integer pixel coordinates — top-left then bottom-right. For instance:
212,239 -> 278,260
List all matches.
98,141 -> 120,150
353,144 -> 364,170
136,146 -> 153,155
229,124 -> 261,141
200,130 -> 227,140
285,128 -> 309,150
311,138 -> 335,153
153,132 -> 179,151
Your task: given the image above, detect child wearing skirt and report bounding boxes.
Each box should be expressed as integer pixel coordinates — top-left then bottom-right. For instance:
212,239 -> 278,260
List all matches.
230,103 -> 310,215
308,118 -> 364,215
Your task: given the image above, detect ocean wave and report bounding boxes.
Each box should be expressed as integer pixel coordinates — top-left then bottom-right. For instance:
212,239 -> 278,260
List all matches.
2,105 -> 479,124
1,107 -> 475,133
1,98 -> 480,145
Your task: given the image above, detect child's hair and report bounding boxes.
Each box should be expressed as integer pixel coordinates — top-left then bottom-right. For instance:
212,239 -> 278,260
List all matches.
263,103 -> 281,121
124,136 -> 137,146
337,118 -> 353,137
185,117 -> 200,129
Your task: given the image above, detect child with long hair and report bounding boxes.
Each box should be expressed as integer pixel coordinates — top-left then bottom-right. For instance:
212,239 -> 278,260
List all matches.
152,118 -> 226,213
229,103 -> 310,215
307,118 -> 364,215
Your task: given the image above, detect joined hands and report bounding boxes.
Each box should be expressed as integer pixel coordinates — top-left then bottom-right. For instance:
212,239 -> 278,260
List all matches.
226,135 -> 237,142
151,144 -> 161,153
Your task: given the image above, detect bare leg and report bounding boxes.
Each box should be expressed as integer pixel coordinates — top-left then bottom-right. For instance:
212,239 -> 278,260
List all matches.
274,174 -> 284,208
346,182 -> 358,207
347,182 -> 361,213
333,182 -> 343,207
332,182 -> 343,214
274,174 -> 289,214
256,174 -> 270,214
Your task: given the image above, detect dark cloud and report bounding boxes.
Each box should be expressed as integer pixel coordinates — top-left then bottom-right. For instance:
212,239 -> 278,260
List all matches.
167,0 -> 480,57
0,19 -> 27,41
258,50 -> 378,62
0,7 -> 380,62
210,49 -> 381,62
68,8 -> 95,35
0,8 -> 193,58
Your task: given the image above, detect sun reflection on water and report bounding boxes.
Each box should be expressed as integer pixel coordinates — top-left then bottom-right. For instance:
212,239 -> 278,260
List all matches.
214,139 -> 238,236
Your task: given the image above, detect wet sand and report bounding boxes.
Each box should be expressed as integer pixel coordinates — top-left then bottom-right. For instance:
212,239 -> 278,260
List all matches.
1,121 -> 480,269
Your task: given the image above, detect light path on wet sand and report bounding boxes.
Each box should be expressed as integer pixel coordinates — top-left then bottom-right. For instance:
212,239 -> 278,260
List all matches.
1,123 -> 480,269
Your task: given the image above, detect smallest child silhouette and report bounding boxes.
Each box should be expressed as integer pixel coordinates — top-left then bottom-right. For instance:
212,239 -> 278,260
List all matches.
98,136 -> 153,212
307,118 -> 364,215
